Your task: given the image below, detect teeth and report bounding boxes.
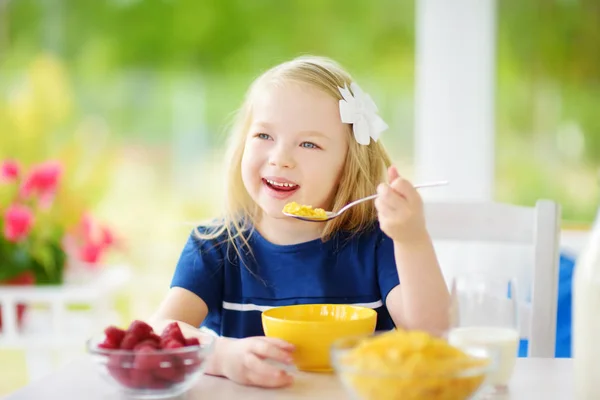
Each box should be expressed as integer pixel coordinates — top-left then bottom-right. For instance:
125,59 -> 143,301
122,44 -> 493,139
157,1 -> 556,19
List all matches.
266,179 -> 297,188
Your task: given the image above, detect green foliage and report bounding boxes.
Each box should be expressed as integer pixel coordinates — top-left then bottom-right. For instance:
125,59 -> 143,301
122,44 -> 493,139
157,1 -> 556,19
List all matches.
0,221 -> 65,284
1,0 -> 599,223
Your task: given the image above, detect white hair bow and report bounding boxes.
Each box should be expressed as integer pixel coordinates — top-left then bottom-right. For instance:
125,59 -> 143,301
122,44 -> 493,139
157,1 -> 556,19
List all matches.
338,82 -> 388,145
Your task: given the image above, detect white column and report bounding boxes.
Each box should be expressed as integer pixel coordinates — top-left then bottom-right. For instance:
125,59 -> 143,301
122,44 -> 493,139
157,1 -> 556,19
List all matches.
414,0 -> 497,202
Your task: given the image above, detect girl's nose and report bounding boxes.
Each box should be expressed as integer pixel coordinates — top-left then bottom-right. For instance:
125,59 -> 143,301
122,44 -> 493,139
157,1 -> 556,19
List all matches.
268,145 -> 295,169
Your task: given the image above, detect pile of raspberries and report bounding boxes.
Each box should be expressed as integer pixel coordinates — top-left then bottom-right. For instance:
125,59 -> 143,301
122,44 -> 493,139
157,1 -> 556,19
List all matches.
96,320 -> 205,390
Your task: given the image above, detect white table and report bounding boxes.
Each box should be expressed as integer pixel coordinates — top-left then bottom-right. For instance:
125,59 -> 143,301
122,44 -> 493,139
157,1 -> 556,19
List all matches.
5,357 -> 573,399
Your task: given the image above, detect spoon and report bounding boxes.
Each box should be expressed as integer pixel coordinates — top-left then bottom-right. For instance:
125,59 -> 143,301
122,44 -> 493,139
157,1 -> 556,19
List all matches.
283,180 -> 449,222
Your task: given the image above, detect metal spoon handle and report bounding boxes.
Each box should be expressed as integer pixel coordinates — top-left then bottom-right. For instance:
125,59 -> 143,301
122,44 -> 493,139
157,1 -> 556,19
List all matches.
337,194 -> 379,215
337,180 -> 449,216
413,180 -> 449,189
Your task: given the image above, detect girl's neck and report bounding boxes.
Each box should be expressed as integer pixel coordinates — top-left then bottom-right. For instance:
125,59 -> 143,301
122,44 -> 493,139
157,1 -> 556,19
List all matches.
255,214 -> 323,245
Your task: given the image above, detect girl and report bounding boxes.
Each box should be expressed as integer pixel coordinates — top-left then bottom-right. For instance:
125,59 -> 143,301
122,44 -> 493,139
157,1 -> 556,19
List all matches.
150,55 -> 450,388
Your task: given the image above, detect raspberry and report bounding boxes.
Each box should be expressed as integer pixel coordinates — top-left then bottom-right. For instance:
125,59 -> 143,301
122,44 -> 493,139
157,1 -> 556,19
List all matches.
120,332 -> 140,350
160,322 -> 185,344
184,337 -> 200,347
148,333 -> 161,345
134,340 -> 160,351
104,326 -> 126,348
98,337 -> 119,350
133,347 -> 162,370
127,320 -> 154,340
154,357 -> 185,383
107,354 -> 135,388
108,354 -> 133,368
130,369 -> 153,389
108,366 -> 132,387
133,346 -> 183,384
163,339 -> 184,350
121,320 -> 155,350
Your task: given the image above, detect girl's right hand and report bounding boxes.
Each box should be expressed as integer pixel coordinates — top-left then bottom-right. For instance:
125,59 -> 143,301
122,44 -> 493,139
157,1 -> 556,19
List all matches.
219,336 -> 296,388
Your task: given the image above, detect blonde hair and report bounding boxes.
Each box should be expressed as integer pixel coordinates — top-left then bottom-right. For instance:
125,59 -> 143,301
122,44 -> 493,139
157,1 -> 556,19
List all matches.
197,55 -> 392,255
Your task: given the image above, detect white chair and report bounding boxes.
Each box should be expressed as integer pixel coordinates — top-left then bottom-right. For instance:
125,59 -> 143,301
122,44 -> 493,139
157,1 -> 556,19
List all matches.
424,199 -> 561,358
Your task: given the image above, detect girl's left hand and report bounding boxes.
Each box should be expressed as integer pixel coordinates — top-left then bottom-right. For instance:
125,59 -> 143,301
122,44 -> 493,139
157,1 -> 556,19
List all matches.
375,166 -> 428,243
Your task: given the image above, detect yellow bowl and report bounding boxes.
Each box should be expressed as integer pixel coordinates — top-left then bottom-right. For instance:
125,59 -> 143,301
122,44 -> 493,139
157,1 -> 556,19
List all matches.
261,304 -> 377,372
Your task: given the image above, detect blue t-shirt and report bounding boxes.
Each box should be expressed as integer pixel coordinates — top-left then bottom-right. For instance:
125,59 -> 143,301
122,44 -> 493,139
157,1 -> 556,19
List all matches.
170,222 -> 400,338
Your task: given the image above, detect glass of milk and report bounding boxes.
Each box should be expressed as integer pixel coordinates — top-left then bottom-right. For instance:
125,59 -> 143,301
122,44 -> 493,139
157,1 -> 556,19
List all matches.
446,274 -> 520,395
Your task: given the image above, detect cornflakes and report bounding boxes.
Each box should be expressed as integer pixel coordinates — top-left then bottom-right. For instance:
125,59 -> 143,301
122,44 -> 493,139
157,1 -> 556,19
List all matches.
282,201 -> 328,219
336,330 -> 489,400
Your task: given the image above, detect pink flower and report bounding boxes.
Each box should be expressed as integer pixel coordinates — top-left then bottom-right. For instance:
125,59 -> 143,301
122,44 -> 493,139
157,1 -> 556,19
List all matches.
1,160 -> 20,182
66,213 -> 117,265
20,161 -> 63,208
79,242 -> 104,264
100,226 -> 114,247
80,212 -> 94,242
3,204 -> 34,242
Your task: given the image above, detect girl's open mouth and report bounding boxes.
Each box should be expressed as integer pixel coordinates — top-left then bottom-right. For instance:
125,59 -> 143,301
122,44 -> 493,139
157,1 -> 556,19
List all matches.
263,178 -> 299,191
262,178 -> 299,194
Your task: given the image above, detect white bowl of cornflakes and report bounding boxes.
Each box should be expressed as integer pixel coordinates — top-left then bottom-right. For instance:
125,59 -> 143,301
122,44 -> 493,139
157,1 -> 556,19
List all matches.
330,329 -> 494,400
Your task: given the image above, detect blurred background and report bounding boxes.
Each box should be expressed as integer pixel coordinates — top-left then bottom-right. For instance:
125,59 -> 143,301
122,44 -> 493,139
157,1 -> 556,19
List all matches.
0,0 -> 599,395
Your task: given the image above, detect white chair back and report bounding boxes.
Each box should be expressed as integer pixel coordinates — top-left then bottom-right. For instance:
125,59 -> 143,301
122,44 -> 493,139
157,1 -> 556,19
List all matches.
425,200 -> 561,358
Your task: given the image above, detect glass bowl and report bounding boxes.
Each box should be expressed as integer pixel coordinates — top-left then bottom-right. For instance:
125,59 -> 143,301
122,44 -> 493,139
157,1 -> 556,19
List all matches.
330,332 -> 495,400
86,334 -> 215,399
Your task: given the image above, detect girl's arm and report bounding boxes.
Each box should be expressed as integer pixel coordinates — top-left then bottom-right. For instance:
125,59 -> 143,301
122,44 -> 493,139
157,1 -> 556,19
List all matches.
375,165 -> 450,335
155,234 -> 294,387
386,236 -> 450,334
150,287 -> 208,328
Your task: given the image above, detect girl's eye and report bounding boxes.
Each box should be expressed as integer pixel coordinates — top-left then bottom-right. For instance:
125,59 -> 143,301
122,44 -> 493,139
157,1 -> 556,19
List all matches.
256,133 -> 271,140
300,142 -> 319,149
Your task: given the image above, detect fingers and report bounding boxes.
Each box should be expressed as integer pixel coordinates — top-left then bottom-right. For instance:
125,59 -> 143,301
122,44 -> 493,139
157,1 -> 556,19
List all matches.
390,177 -> 417,200
377,166 -> 424,219
386,166 -> 422,207
252,337 -> 295,364
225,337 -> 296,389
243,352 -> 294,388
376,183 -> 404,213
255,336 -> 295,352
377,166 -> 428,242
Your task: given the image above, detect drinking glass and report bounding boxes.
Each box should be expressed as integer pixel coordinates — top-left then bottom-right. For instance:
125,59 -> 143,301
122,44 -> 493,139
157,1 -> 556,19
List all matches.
447,274 -> 520,395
